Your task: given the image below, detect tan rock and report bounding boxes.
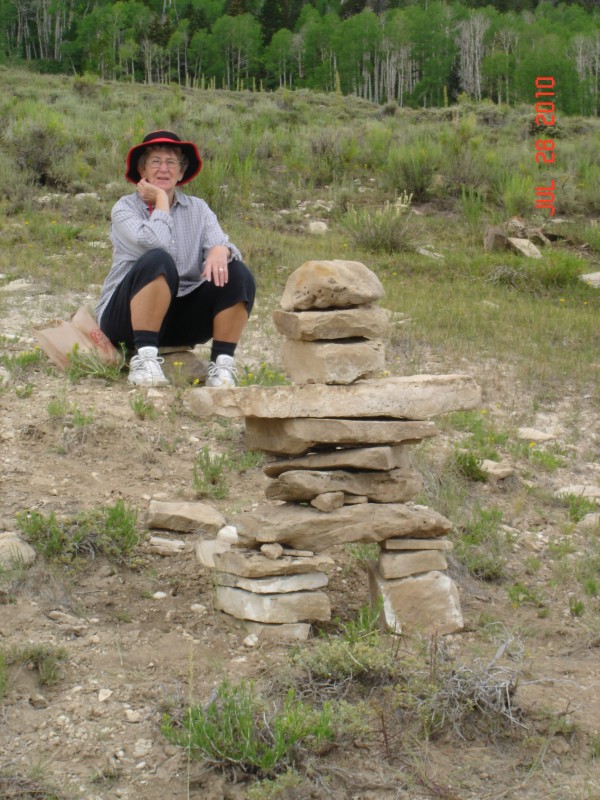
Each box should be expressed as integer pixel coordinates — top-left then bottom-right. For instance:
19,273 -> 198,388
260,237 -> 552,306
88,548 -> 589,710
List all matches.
188,374 -> 482,420
217,571 -> 328,594
265,468 -> 422,504
382,537 -> 453,551
235,502 -> 452,551
311,492 -> 345,512
280,260 -> 384,311
280,339 -> 385,385
378,550 -> 448,579
246,418 -> 437,456
507,237 -> 542,259
147,501 -> 226,533
555,485 -> 600,502
580,271 -> 600,288
213,548 -> 335,577
215,586 -> 331,623
0,533 -> 36,567
243,621 -> 311,642
195,538 -> 232,568
517,427 -> 555,442
481,459 -> 514,481
368,565 -> 463,635
272,305 -> 390,341
147,536 -> 187,556
343,494 -> 368,505
260,543 -> 284,560
263,445 -> 411,477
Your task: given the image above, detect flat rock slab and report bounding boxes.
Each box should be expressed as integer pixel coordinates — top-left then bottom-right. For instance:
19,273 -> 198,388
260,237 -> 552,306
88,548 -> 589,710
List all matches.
246,418 -> 437,456
368,564 -> 463,635
146,500 -> 226,533
243,620 -> 311,642
215,586 -> 331,623
265,468 -> 423,504
378,549 -> 448,579
554,485 -> 600,502
280,260 -> 384,311
187,374 -> 482,420
580,272 -> 600,288
217,571 -> 328,594
280,339 -> 385,385
263,445 -> 411,477
273,305 -> 390,341
235,502 -> 452,551
382,537 -> 453,551
213,548 -> 335,578
507,237 -> 542,258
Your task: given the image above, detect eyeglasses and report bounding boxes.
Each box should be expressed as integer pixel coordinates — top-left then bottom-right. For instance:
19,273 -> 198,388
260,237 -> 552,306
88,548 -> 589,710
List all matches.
146,157 -> 182,170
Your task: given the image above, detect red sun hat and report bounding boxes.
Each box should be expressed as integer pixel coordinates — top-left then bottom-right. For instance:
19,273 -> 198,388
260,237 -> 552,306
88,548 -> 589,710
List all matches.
125,130 -> 202,186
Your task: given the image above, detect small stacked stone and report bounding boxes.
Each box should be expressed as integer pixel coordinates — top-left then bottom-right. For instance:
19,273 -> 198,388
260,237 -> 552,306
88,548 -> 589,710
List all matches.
188,259 -> 482,639
274,259 -> 388,385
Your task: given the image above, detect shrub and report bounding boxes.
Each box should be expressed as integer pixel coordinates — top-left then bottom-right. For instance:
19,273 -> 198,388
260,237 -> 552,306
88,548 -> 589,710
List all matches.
386,141 -> 441,200
162,681 -> 333,776
342,196 -> 417,254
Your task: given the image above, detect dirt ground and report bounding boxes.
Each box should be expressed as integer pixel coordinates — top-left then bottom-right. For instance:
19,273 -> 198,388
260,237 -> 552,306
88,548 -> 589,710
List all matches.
1,279 -> 600,800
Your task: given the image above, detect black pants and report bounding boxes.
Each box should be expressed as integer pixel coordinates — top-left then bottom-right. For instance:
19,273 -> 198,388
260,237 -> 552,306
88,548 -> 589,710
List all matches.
99,248 -> 256,350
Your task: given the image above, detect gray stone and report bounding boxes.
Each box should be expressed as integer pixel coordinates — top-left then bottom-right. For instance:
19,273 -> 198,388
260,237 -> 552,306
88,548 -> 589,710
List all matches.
217,571 -> 328,594
195,538 -> 232,568
382,537 -> 453,551
265,468 -> 422,504
246,418 -> 437,456
280,260 -> 384,311
378,550 -> 448,579
263,445 -> 411,477
483,226 -> 509,252
213,548 -> 335,577
0,533 -> 36,567
280,339 -> 385,385
272,305 -> 389,341
215,586 -> 331,623
235,502 -> 452,551
187,374 -> 482,420
243,621 -> 311,642
367,564 -> 463,635
146,501 -> 226,533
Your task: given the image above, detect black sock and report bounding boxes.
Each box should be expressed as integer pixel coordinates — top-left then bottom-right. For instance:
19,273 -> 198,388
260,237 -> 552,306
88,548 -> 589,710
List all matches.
133,330 -> 159,351
211,340 -> 236,361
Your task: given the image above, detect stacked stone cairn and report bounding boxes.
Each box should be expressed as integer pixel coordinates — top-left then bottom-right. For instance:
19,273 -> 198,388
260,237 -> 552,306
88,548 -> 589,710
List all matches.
189,259 -> 482,642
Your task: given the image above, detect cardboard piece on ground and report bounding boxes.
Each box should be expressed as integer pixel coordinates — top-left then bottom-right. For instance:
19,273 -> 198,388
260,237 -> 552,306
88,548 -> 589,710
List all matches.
34,306 -> 119,369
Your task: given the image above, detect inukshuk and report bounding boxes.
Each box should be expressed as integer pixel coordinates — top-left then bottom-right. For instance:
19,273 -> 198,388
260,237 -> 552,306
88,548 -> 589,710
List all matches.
188,259 -> 482,641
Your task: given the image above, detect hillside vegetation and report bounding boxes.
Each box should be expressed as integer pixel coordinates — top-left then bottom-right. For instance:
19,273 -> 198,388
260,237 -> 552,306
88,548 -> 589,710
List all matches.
0,70 -> 599,800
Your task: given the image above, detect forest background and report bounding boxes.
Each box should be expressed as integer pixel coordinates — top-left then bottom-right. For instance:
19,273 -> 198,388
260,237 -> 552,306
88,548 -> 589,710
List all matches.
2,0 -> 600,112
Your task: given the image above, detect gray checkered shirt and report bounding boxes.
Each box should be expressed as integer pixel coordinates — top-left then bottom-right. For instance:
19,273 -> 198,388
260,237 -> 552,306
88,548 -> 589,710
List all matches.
95,190 -> 242,324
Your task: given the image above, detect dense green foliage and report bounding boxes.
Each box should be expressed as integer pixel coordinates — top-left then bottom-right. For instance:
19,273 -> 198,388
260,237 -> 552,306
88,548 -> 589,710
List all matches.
1,1 -> 599,110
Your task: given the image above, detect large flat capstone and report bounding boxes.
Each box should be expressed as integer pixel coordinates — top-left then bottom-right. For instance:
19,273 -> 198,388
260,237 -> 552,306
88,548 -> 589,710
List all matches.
234,502 -> 452,551
187,374 -> 481,420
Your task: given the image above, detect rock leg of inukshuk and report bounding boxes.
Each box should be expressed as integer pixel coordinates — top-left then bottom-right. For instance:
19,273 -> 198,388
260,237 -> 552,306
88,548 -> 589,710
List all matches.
188,259 -> 482,640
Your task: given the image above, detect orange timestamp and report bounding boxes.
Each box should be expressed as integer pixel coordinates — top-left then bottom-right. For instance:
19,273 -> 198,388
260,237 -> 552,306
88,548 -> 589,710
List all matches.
534,76 -> 556,217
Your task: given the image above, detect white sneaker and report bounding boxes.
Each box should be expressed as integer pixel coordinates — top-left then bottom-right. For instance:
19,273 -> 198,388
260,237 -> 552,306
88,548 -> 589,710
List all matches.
128,346 -> 170,387
206,354 -> 238,387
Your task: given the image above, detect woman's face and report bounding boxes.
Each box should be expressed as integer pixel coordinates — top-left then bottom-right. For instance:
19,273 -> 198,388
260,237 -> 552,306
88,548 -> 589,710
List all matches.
138,146 -> 185,194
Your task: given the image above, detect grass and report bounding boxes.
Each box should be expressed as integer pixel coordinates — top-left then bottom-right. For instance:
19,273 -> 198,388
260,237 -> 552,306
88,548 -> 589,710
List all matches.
15,499 -> 139,563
